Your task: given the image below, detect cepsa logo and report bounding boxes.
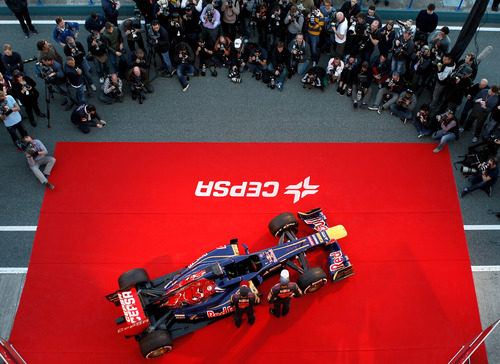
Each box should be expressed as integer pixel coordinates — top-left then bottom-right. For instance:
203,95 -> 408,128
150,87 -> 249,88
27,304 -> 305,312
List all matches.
195,176 -> 319,204
118,291 -> 142,324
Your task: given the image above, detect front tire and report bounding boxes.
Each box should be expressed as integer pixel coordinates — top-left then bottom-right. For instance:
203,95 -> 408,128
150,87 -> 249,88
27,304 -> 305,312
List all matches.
139,330 -> 173,359
297,267 -> 328,294
118,268 -> 149,290
268,212 -> 299,237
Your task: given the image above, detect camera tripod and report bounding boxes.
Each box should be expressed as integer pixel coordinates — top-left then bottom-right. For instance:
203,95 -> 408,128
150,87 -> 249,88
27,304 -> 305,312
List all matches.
44,81 -> 55,129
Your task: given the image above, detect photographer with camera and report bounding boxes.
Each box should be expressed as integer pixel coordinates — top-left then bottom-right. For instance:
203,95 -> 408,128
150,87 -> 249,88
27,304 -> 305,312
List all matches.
154,0 -> 173,29
213,35 -> 232,72
288,33 -> 311,77
39,55 -> 74,110
20,136 -> 56,190
345,12 -> 367,58
378,20 -> 395,58
301,66 -> 326,91
371,53 -> 390,87
413,103 -> 433,138
195,37 -> 216,76
11,71 -> 45,127
229,38 -> 249,76
284,6 -> 304,47
70,103 -> 106,134
432,108 -> 459,153
52,17 -> 79,47
87,31 -> 110,84
430,53 -> 455,112
99,73 -> 123,104
103,22 -> 125,74
461,157 -> 498,198
2,44 -> 24,79
127,66 -> 151,103
464,85 -> 499,143
368,71 -> 405,114
441,63 -> 473,114
0,89 -> 27,149
122,13 -> 146,52
64,36 -> 96,92
64,56 -> 87,106
337,54 -> 357,95
305,7 -> 324,67
357,19 -> 380,63
85,11 -> 107,34
339,0 -> 360,23
389,88 -> 416,123
409,45 -> 432,92
201,3 -> 221,47
268,41 -> 290,90
330,12 -> 348,59
326,56 -> 344,85
265,5 -> 284,53
148,20 -> 175,77
221,0 -> 240,41
391,29 -> 414,78
351,61 -> 372,108
173,41 -> 196,92
168,12 -> 186,43
127,48 -> 151,74
247,46 -> 268,79
429,26 -> 451,55
460,79 -> 489,128
182,2 -> 202,44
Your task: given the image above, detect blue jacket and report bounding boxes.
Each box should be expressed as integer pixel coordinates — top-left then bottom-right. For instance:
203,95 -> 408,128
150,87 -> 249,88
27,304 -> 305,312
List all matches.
52,22 -> 79,45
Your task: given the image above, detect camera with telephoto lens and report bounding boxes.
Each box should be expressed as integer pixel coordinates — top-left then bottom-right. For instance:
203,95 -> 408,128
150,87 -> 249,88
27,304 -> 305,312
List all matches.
460,163 -> 489,177
309,14 -> 316,25
179,51 -> 188,63
38,63 -> 56,82
268,76 -> 276,89
348,20 -> 357,33
0,100 -> 13,117
228,0 -> 233,8
15,140 -> 38,157
207,11 -> 214,22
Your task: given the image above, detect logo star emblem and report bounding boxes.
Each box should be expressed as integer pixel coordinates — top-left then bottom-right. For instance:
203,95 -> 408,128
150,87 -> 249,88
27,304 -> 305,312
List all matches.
284,176 -> 320,204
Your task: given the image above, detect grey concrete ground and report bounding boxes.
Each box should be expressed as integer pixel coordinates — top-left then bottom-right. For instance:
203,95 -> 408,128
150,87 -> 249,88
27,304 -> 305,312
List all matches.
0,5 -> 499,362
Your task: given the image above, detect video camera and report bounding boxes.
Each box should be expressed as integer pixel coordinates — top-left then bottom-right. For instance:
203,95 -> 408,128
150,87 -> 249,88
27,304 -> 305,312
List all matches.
15,140 -> 38,157
0,100 -> 14,117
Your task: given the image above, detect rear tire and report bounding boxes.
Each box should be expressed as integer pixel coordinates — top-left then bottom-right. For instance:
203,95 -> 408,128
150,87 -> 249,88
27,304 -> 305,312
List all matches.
297,267 -> 328,294
139,330 -> 173,359
268,212 -> 299,237
118,268 -> 150,290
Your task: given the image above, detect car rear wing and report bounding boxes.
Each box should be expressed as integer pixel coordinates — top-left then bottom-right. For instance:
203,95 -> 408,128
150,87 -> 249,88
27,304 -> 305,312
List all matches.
107,288 -> 150,337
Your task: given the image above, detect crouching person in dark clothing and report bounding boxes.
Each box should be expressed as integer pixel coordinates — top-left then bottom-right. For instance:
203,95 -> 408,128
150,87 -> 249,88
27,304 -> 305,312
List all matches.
173,42 -> 196,92
267,269 -> 302,318
71,104 -> 106,133
99,73 -> 123,104
230,282 -> 259,328
301,66 -> 326,90
127,66 -> 152,104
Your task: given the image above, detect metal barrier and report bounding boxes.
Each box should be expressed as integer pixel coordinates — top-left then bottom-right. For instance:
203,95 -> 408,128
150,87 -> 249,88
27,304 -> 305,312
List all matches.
0,337 -> 27,364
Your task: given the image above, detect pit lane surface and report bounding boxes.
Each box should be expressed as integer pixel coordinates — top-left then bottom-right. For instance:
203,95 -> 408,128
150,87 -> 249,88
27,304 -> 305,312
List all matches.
0,19 -> 498,362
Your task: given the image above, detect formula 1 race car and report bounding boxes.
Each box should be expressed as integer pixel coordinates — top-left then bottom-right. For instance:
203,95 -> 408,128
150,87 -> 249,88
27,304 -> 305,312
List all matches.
106,208 -> 353,359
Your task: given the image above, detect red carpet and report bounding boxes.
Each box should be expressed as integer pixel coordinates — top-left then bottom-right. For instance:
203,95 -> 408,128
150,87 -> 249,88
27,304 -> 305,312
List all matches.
10,143 -> 486,363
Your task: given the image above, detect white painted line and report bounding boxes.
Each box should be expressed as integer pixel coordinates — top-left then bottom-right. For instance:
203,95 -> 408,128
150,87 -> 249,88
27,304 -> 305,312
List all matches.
464,225 -> 500,230
471,266 -> 500,272
0,226 -> 37,231
0,268 -> 28,274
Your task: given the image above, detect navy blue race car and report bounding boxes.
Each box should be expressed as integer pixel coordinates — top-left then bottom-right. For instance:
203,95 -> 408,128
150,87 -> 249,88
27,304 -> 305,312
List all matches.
106,208 -> 353,359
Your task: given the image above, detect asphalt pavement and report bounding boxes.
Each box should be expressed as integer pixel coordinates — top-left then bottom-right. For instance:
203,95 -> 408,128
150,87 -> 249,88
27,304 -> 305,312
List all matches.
0,14 -> 499,363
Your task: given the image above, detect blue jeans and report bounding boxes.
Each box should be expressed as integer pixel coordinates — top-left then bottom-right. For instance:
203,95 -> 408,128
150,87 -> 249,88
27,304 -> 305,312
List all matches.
72,84 -> 86,105
161,50 -> 173,73
267,63 -> 287,84
391,58 -> 406,75
297,60 -> 310,76
467,174 -> 492,193
413,119 -> 433,136
107,51 -> 122,73
248,63 -> 266,74
307,34 -> 320,63
432,130 -> 456,151
176,64 -> 196,88
93,58 -> 110,78
389,103 -> 412,120
80,59 -> 94,86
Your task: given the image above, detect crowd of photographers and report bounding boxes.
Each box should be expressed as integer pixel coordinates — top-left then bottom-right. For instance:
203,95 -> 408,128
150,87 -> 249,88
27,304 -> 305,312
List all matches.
1,0 -> 499,194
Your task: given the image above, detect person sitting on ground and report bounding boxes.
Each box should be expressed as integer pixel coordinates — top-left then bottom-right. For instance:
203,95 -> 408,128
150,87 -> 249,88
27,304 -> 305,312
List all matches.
368,71 -> 405,114
389,88 -> 417,123
413,103 -> 433,138
268,41 -> 290,91
21,135 -> 56,190
247,46 -> 268,78
351,60 -> 372,108
432,108 -> 459,153
301,66 -> 326,91
461,157 -> 498,198
337,54 -> 357,95
173,41 -> 196,92
99,73 -> 123,104
326,56 -> 344,85
127,66 -> 152,103
70,103 -> 106,133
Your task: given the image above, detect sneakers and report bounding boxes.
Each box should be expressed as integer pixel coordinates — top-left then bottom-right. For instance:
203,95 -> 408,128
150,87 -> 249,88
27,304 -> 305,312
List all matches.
211,69 -> 217,77
31,28 -> 39,35
460,188 -> 469,198
45,181 -> 55,190
90,84 -> 97,92
201,65 -> 206,76
312,61 -> 317,67
472,136 -> 478,143
368,105 -> 379,111
377,107 -> 383,115
99,77 -> 105,84
182,83 -> 190,92
459,127 -> 464,133
417,133 -> 424,139
277,82 -> 283,91
360,102 -> 368,108
433,148 -> 441,153
353,101 -> 358,108
346,88 -> 352,97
